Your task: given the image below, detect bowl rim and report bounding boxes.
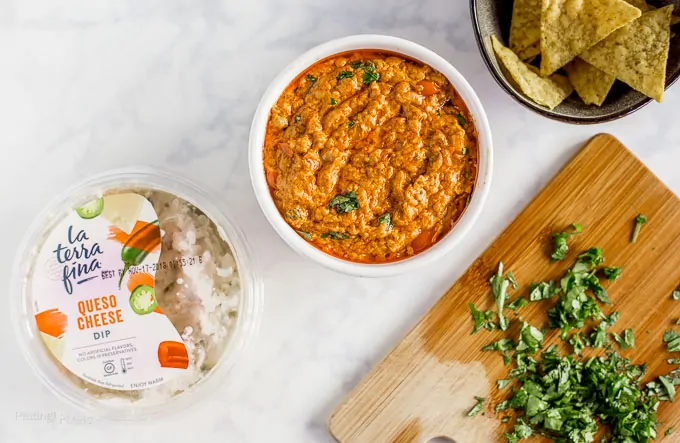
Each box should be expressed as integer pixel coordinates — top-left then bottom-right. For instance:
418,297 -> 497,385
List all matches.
469,0 -> 680,125
248,34 -> 493,277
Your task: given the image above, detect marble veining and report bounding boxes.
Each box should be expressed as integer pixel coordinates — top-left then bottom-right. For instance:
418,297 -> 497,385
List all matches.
1,1 -> 679,442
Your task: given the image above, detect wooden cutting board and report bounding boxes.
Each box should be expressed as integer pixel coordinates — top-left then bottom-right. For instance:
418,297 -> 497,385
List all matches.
329,134 -> 680,443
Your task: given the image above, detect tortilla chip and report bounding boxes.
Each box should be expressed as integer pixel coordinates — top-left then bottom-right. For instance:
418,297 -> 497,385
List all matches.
517,42 -> 542,61
564,58 -> 616,106
625,0 -> 648,11
540,0 -> 642,76
491,36 -> 574,110
510,0 -> 542,54
644,2 -> 678,23
581,6 -> 672,102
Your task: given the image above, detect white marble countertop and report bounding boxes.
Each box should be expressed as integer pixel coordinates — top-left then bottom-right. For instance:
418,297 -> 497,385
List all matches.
2,1 -> 679,442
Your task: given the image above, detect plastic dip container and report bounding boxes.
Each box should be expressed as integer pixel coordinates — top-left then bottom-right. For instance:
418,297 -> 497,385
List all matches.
10,168 -> 263,420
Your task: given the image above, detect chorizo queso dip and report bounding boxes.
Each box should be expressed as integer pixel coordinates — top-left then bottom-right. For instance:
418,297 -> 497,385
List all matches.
263,51 -> 478,263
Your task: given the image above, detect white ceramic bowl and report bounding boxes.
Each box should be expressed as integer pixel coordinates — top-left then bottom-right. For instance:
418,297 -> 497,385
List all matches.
249,34 -> 493,277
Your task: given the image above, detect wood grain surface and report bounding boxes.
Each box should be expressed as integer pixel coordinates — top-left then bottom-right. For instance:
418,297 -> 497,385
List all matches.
329,134 -> 680,443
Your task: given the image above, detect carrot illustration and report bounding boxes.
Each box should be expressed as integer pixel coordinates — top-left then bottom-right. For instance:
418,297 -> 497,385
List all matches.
158,341 -> 189,369
35,309 -> 68,339
126,272 -> 155,293
108,220 -> 162,252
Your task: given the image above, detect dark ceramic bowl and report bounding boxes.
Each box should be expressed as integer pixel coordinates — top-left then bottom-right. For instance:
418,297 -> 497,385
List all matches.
470,0 -> 680,124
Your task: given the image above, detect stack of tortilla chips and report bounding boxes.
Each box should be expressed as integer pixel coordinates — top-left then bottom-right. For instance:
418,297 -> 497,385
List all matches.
491,0 -> 677,109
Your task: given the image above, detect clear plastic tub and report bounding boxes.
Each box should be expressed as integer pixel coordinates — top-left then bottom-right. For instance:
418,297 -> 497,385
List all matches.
10,168 -> 263,420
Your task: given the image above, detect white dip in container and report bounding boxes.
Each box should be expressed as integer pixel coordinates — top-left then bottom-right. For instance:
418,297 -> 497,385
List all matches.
10,169 -> 262,420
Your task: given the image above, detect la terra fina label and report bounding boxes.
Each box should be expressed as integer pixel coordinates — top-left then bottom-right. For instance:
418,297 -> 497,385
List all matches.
31,193 -> 189,391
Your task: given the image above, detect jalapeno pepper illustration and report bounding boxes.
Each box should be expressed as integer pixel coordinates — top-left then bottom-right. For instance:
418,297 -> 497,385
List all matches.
117,220 -> 161,288
129,284 -> 158,315
75,197 -> 104,219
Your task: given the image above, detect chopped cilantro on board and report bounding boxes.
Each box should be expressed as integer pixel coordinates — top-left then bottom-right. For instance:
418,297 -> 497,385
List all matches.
515,322 -> 544,355
632,213 -> 648,243
673,287 -> 680,300
507,297 -> 528,310
602,266 -> 623,281
490,262 -> 510,331
482,338 -> 515,352
529,281 -> 559,301
551,223 -> 583,261
472,232 -> 679,441
469,303 -> 495,334
467,396 -> 486,417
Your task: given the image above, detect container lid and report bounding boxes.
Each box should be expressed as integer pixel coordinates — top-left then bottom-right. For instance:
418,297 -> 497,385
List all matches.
10,168 -> 263,420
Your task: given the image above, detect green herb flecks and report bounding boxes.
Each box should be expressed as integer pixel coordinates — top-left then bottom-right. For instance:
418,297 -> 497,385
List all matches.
664,330 -> 680,352
328,191 -> 359,214
507,271 -> 519,290
673,287 -> 680,300
348,60 -> 380,84
602,266 -> 623,281
320,232 -> 349,240
515,322 -> 544,355
548,258 -> 603,339
462,147 -> 469,155
577,247 -> 605,267
490,262 -> 510,331
507,297 -> 529,310
590,313 -> 622,348
659,376 -> 677,402
613,328 -> 635,350
455,111 -> 467,127
632,213 -> 648,243
469,303 -> 495,334
551,223 -> 583,261
362,70 -> 379,84
498,349 -> 659,442
482,338 -> 515,352
569,332 -> 586,355
378,212 -> 393,230
503,418 -> 534,442
467,396 -> 486,417
297,230 -> 312,241
336,71 -> 353,80
330,98 -> 338,105
497,379 -> 512,389
348,120 -> 356,128
529,281 -> 559,301
285,208 -> 301,219
666,427 -> 673,436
